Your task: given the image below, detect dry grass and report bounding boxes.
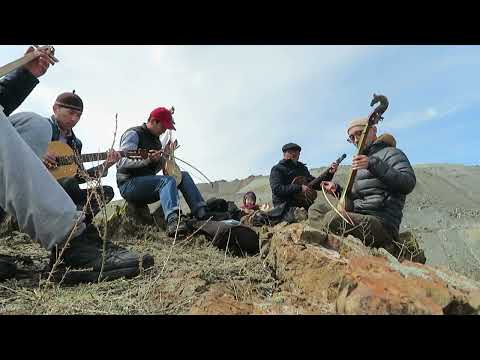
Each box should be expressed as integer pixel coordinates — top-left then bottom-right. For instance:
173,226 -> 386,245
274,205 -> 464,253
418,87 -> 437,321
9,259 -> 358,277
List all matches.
0,213 -> 276,314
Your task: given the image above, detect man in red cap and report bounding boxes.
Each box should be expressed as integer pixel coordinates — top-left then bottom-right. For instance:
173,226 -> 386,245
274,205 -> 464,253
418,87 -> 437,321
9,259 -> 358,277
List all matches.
116,107 -> 208,237
149,107 -> 176,130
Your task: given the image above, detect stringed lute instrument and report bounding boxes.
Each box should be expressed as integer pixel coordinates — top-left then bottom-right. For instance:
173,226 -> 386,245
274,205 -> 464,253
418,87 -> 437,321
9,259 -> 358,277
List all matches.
161,106 -> 183,186
291,153 -> 347,209
47,141 -> 149,180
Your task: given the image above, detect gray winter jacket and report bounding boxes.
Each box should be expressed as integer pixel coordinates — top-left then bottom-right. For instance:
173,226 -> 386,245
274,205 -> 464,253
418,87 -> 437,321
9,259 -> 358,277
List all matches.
337,134 -> 416,232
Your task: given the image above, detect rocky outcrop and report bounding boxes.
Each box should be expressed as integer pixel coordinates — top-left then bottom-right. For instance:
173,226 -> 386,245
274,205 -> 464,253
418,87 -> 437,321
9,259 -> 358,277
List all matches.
263,223 -> 480,315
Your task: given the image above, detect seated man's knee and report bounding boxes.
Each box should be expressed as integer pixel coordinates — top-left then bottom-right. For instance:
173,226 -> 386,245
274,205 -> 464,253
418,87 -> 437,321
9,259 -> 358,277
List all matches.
308,202 -> 330,224
9,112 -> 52,157
309,202 -> 330,216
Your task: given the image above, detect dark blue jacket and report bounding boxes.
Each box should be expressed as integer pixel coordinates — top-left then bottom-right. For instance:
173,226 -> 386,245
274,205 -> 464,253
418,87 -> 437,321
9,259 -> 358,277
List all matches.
270,159 -> 333,208
0,68 -> 39,116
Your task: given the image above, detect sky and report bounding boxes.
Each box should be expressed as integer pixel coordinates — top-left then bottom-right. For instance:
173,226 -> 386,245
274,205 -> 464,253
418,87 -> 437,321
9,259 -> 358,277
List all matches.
1,45 -> 479,200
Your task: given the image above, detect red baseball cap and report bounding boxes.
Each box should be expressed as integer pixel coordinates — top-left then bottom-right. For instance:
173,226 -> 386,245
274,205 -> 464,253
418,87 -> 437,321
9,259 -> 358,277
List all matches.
150,107 -> 176,130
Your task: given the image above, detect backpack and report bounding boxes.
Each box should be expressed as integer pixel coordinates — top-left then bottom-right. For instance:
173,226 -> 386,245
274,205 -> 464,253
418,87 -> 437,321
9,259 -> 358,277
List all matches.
204,197 -> 242,221
187,219 -> 260,256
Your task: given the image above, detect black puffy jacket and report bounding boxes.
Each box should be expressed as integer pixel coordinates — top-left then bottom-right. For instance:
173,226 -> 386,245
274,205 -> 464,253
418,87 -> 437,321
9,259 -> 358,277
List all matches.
338,135 -> 416,232
0,68 -> 39,116
270,159 -> 333,208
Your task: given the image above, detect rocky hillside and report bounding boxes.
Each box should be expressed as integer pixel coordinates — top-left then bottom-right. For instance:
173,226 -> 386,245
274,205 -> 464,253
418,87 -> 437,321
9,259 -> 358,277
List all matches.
196,164 -> 480,281
1,163 -> 479,315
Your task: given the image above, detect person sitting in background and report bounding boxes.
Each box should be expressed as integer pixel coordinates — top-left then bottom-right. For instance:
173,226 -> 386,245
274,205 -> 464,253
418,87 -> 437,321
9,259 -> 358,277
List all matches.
267,142 -> 339,224
270,143 -> 339,210
240,191 -> 260,216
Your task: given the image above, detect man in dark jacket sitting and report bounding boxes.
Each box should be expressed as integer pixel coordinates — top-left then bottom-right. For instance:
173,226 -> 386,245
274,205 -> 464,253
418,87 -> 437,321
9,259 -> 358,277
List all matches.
309,117 -> 416,255
269,143 -> 338,222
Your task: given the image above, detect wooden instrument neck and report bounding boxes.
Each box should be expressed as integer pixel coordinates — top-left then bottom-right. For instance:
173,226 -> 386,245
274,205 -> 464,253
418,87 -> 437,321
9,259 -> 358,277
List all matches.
0,46 -> 58,79
56,150 -> 129,166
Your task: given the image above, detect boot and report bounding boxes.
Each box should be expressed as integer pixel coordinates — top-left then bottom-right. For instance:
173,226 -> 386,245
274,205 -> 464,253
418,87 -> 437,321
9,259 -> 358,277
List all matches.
166,213 -> 190,238
0,254 -> 16,281
49,224 -> 154,285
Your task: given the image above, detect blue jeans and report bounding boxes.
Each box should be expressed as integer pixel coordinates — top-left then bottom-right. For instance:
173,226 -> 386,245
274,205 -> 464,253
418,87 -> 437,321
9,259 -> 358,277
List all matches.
119,171 -> 206,220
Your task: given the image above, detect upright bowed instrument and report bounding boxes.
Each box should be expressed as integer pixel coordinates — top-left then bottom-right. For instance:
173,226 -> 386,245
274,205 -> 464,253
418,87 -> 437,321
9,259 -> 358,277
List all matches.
337,94 -> 389,212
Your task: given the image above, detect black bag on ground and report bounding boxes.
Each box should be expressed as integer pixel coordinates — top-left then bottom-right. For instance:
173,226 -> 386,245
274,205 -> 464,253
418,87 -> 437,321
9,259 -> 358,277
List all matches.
204,197 -> 242,221
188,219 -> 259,256
206,198 -> 228,212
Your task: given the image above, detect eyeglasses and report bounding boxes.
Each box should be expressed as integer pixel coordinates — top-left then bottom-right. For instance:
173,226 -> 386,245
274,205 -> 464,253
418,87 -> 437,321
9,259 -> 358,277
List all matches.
347,130 -> 364,143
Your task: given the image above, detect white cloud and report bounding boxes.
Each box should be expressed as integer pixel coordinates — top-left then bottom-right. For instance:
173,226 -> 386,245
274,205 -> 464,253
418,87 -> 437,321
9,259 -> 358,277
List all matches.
385,105 -> 461,130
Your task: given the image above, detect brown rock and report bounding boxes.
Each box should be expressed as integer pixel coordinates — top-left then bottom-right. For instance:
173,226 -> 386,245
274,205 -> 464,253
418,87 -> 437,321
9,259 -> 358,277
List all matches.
265,223 -> 480,315
337,255 -> 480,315
266,224 -> 348,310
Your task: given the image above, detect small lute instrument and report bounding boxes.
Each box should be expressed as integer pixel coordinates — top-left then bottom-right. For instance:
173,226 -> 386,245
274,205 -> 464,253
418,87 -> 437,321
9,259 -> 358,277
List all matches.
162,106 -> 183,187
291,153 -> 347,209
47,141 -> 149,180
